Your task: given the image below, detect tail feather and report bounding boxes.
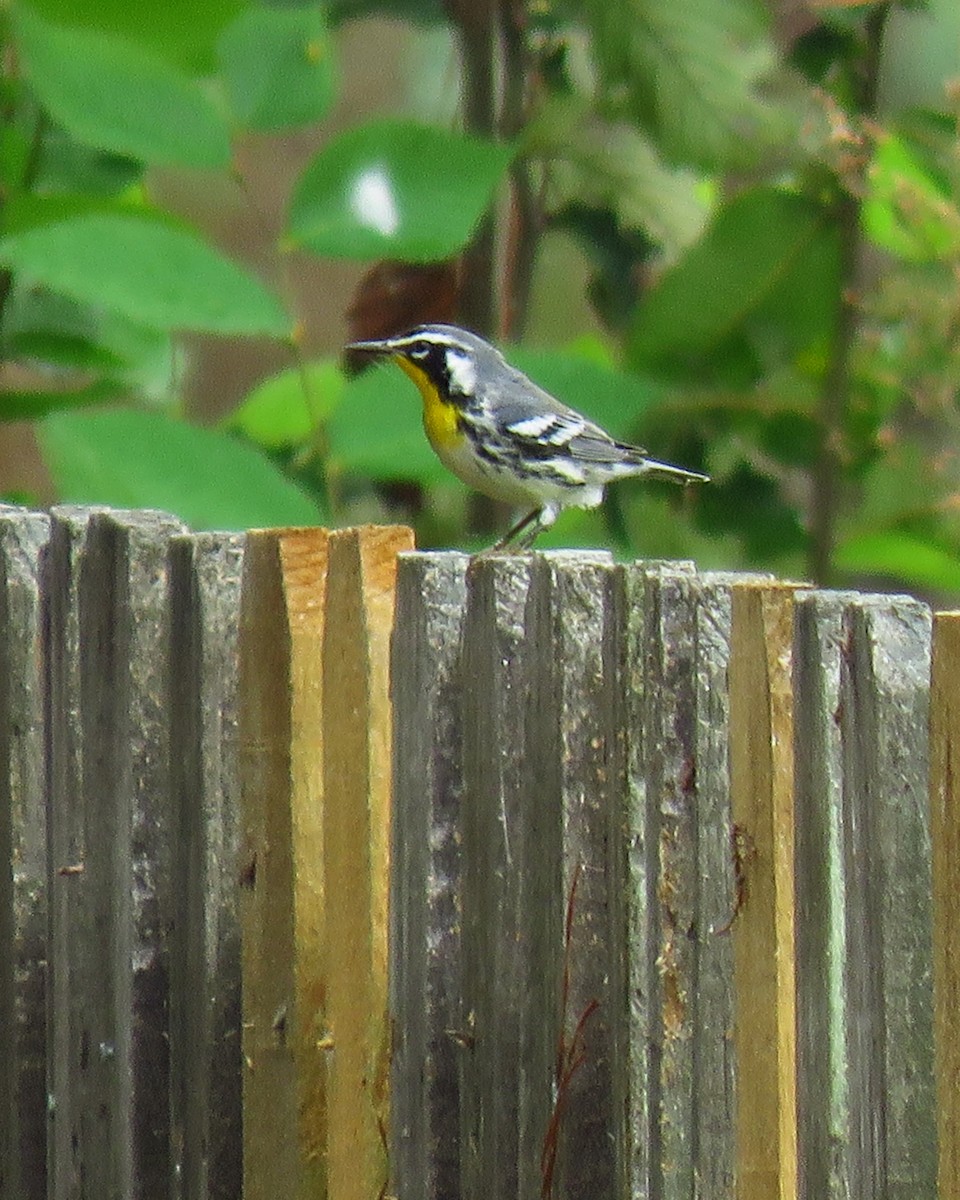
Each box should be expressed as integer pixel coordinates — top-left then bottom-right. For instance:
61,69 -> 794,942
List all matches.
639,457 -> 709,486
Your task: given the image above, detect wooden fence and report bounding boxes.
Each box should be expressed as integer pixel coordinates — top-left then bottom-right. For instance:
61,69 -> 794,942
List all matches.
0,504 -> 956,1199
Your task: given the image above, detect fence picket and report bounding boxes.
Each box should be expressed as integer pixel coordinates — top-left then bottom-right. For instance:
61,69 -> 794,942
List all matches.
843,598 -> 935,1197
322,526 -> 412,1200
729,582 -> 799,1200
45,507 -> 185,1200
459,553 -> 543,1200
794,591 -> 857,1199
533,552 -> 619,1200
630,563 -> 702,1200
0,509 -> 50,1200
795,593 -> 936,1199
238,526 -> 332,1200
931,610 -> 960,1200
168,531 -> 245,1200
389,551 -> 470,1200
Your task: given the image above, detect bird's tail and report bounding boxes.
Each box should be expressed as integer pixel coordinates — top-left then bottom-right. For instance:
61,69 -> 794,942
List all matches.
641,457 -> 710,486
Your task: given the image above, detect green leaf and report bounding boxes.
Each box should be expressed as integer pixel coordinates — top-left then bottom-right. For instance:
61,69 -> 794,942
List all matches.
40,408 -> 324,530
226,360 -> 345,449
6,330 -> 124,373
287,118 -> 513,262
581,0 -> 786,170
835,531 -> 960,593
34,128 -> 143,197
21,0 -> 244,71
0,379 -> 124,421
329,361 -> 447,483
0,213 -> 292,336
628,188 -> 839,379
528,98 -> 709,260
218,6 -> 337,131
12,4 -> 231,168
862,133 -> 960,263
3,284 -> 177,400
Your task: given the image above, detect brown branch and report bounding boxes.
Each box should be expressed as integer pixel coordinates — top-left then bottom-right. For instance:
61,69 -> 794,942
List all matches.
447,0 -> 498,336
498,0 -> 542,340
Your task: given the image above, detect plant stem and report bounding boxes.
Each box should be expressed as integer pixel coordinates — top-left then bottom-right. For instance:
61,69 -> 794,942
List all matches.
449,0 -> 498,336
498,0 -> 541,341
808,4 -> 889,584
809,196 -> 859,585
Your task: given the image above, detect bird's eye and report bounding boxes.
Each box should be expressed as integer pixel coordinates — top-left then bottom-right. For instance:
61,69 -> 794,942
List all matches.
409,344 -> 430,360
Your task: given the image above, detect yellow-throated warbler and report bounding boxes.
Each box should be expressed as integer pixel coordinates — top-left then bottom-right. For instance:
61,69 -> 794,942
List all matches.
346,323 -> 708,550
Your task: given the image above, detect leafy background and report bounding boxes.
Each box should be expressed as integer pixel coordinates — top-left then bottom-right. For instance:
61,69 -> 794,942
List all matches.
1,0 -> 959,592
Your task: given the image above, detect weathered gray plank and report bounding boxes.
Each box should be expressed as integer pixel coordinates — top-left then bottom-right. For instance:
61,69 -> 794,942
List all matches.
533,551 -> 618,1200
389,551 -> 469,1200
794,591 -> 857,1199
168,532 -> 244,1200
628,563 -> 701,1200
691,574 -> 741,1199
795,592 -> 936,1200
0,509 -> 50,1200
618,564 -> 744,1200
45,507 -> 184,1200
930,611 -> 960,1199
460,553 -> 548,1200
841,597 -> 935,1200
619,562 -> 687,1200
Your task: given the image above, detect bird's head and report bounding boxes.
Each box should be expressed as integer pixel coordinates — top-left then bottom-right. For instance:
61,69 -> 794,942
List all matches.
346,324 -> 501,405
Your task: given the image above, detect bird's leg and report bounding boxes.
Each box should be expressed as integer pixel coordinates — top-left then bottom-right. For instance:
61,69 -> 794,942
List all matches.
488,504 -> 557,553
489,507 -> 543,553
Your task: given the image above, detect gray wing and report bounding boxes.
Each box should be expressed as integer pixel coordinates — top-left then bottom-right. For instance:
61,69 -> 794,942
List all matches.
493,371 -> 645,465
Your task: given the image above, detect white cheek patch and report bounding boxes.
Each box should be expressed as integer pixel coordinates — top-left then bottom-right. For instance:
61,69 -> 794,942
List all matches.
445,349 -> 477,395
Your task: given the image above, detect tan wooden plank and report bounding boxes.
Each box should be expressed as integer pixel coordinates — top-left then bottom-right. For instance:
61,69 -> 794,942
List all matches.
280,529 -> 332,1192
931,611 -> 960,1200
729,583 -> 798,1200
238,526 -> 334,1200
322,525 -> 413,1200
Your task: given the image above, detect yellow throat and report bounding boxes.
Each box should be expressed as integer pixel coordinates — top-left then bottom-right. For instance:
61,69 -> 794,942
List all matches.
395,355 -> 461,451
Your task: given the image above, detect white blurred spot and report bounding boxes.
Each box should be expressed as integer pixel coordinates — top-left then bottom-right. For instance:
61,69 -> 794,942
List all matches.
350,166 -> 399,237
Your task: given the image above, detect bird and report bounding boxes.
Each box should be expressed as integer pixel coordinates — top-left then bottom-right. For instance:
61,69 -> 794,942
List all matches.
345,323 -> 708,550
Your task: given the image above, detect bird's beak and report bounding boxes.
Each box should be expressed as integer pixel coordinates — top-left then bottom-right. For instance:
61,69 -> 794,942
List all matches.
344,337 -> 397,355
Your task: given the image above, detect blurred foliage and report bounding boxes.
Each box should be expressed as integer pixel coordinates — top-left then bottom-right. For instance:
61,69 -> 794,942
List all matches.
0,0 -> 958,592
